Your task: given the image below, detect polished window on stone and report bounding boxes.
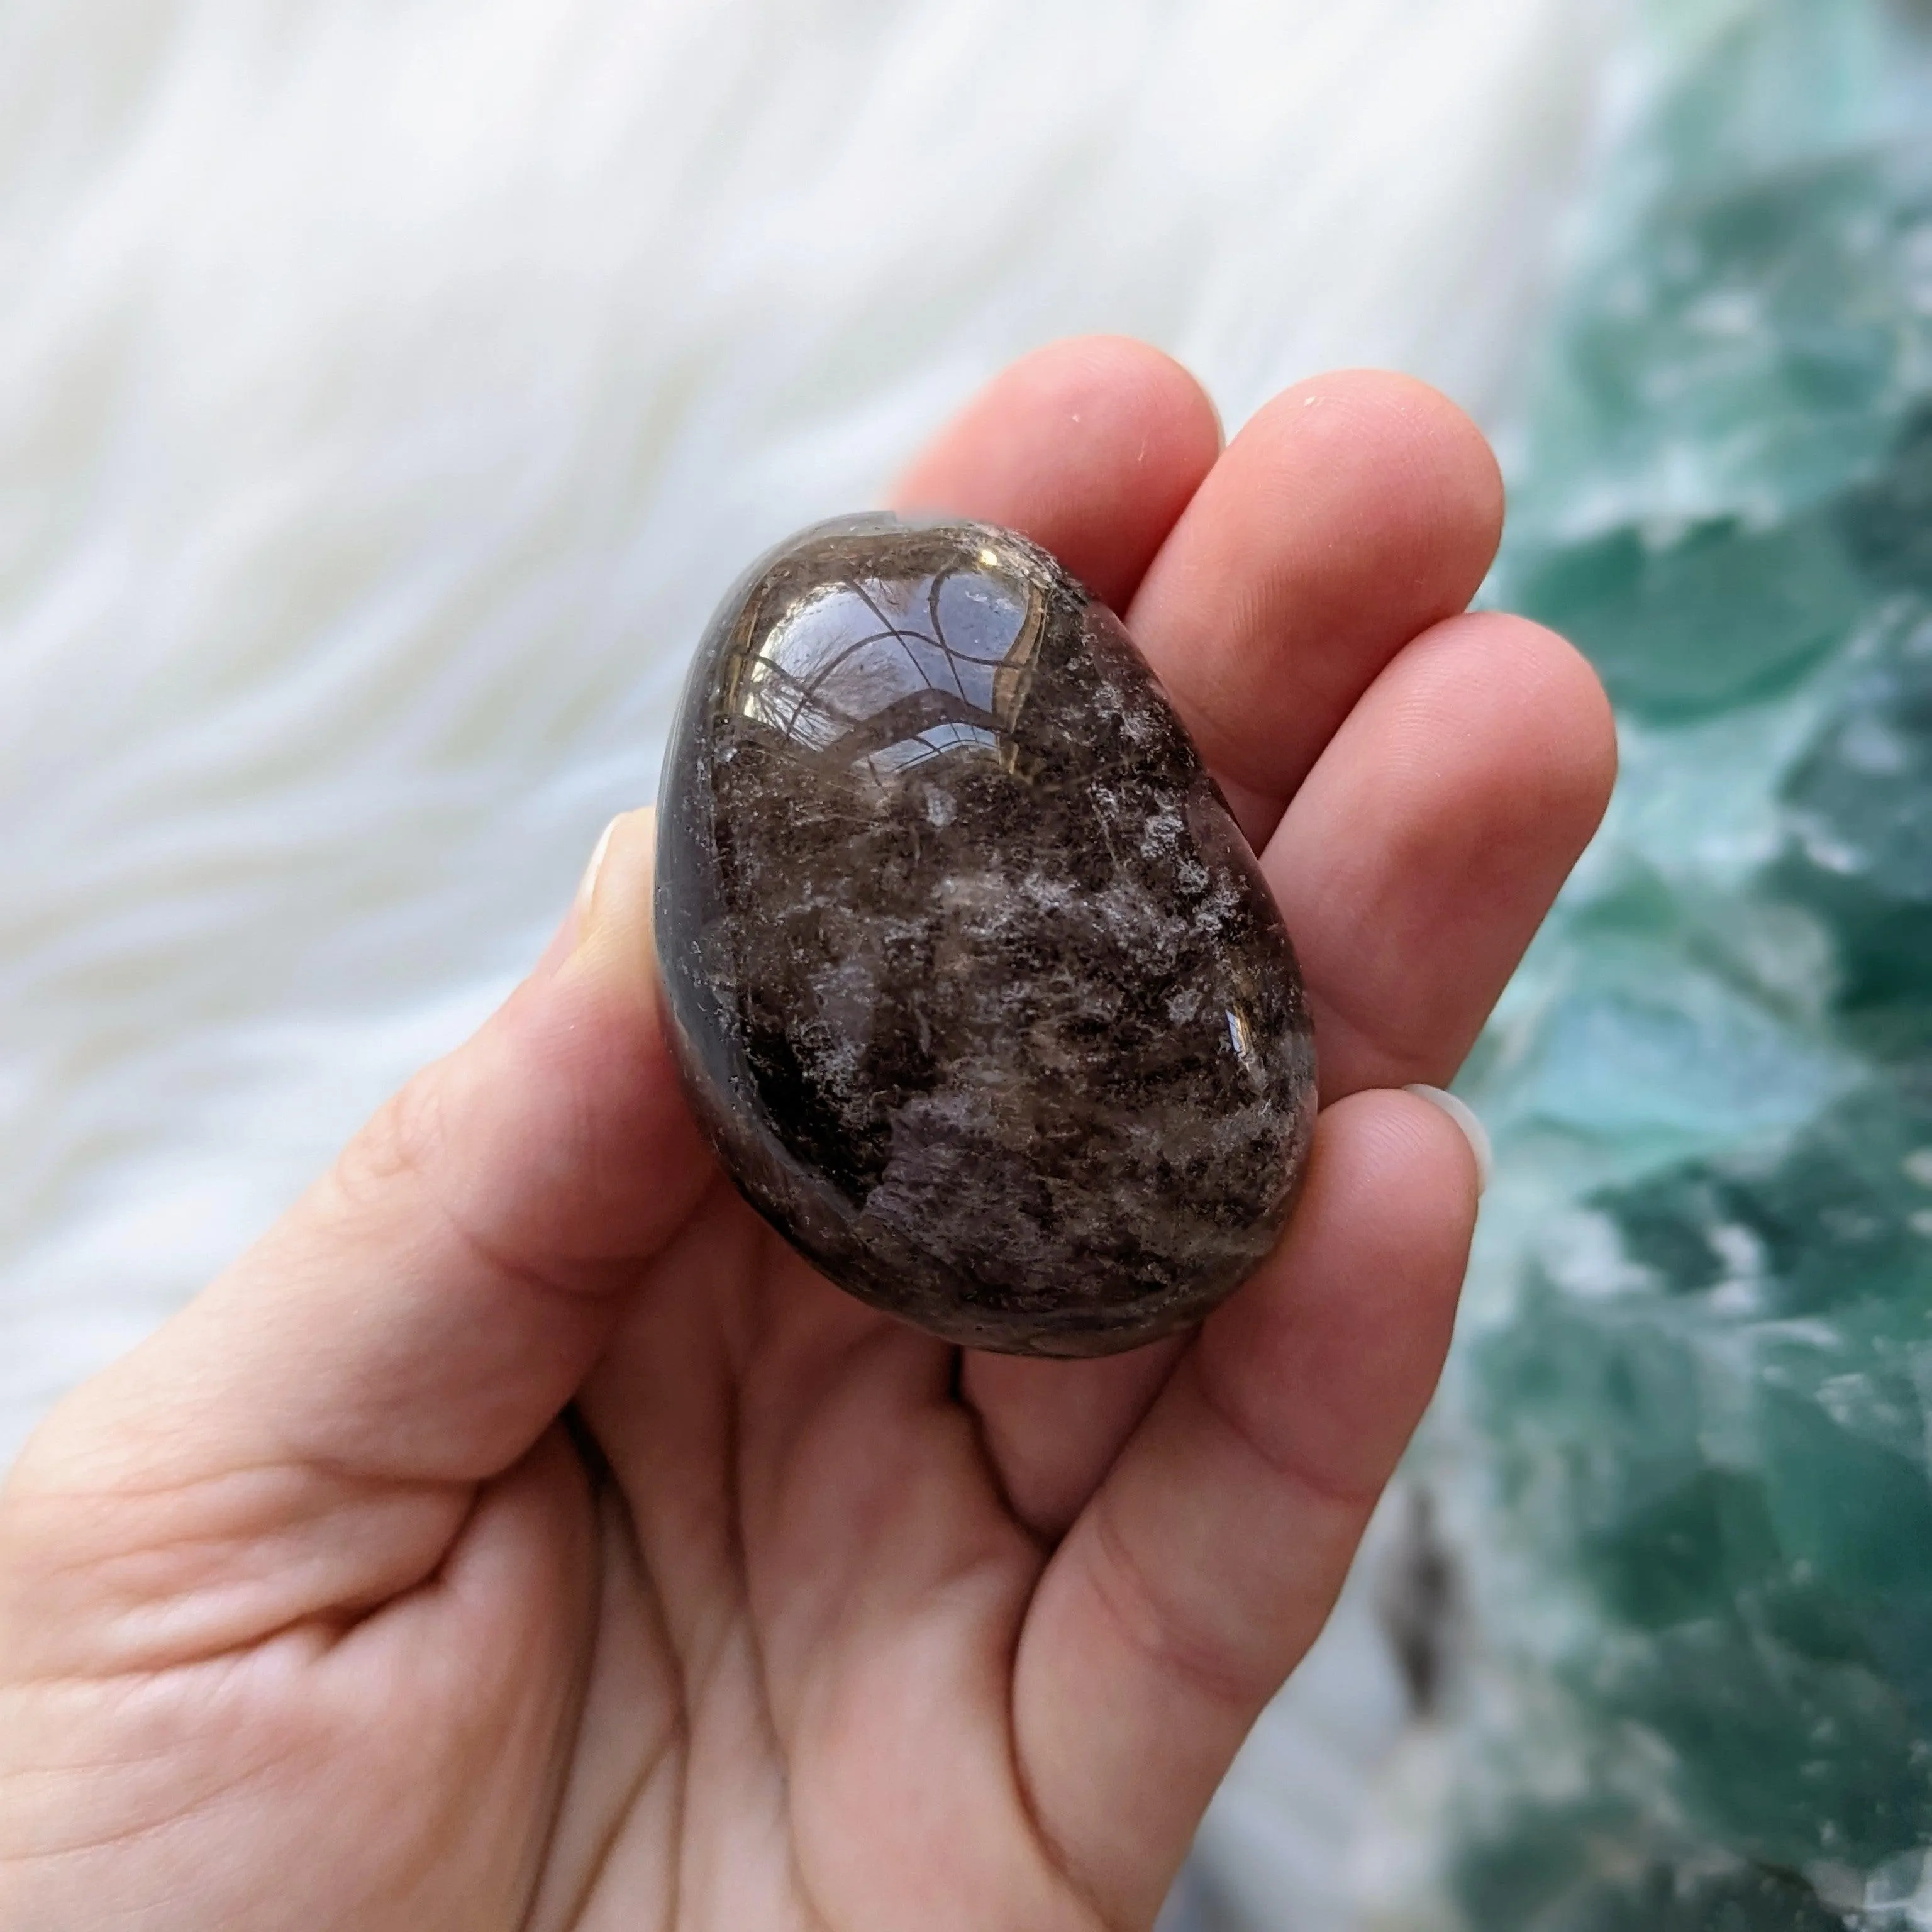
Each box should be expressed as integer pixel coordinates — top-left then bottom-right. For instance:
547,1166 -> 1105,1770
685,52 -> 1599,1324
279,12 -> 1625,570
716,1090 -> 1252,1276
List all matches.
727,556 -> 1043,779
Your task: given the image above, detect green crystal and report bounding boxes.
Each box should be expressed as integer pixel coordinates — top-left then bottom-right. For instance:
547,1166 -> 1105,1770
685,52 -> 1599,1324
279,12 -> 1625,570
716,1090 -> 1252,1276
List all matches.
1435,2 -> 1932,1924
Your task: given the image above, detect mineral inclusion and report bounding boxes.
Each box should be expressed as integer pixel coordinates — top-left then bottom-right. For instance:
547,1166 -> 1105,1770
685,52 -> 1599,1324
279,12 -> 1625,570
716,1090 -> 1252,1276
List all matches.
653,514 -> 1316,1355
1419,4 -> 1932,1927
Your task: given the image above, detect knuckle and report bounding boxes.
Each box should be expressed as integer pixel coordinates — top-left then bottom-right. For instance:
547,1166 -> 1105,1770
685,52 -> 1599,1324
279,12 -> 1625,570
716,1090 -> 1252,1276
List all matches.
339,1064 -> 450,1207
1087,1501 -> 1258,1713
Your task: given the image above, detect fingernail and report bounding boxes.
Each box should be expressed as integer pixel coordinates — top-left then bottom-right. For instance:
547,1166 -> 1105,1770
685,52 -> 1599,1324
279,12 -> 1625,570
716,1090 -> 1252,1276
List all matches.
567,806 -> 658,977
533,817 -> 624,976
1404,1084 -> 1492,1197
575,816 -> 621,927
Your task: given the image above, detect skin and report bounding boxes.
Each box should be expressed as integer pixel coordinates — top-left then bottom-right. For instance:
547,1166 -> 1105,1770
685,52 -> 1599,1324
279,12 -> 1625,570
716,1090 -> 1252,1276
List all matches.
0,338 -> 1616,1931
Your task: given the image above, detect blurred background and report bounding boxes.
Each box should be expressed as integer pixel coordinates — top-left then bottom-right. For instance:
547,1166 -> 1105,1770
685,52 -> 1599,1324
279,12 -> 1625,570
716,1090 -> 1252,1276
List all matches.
7,0 -> 1932,1926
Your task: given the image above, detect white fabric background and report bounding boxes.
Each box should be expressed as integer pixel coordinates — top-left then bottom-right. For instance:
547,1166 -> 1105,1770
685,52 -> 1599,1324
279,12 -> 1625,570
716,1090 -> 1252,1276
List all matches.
0,3 -> 1618,1922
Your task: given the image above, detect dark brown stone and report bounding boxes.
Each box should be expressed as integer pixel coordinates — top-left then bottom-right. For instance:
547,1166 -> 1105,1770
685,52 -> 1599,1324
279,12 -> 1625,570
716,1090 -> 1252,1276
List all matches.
653,514 -> 1317,1355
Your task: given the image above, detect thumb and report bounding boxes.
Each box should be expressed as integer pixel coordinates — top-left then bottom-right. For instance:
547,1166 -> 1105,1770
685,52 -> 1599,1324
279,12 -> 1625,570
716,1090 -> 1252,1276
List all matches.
2,808 -> 714,1663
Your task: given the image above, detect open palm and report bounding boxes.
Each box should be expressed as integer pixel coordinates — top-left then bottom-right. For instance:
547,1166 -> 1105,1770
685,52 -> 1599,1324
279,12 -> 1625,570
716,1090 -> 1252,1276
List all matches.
0,340 -> 1614,1931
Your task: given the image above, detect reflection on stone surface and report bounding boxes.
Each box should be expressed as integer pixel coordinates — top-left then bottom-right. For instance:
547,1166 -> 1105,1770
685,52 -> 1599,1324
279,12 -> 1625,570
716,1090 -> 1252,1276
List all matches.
654,514 -> 1315,1355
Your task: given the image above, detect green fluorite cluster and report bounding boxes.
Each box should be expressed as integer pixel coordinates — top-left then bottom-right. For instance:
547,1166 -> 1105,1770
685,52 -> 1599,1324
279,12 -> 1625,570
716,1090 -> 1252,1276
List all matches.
1435,3 -> 1932,1925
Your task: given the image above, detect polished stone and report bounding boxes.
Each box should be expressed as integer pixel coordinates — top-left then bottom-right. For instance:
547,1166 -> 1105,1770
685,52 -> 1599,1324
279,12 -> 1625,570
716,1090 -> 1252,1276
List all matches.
653,514 -> 1316,1355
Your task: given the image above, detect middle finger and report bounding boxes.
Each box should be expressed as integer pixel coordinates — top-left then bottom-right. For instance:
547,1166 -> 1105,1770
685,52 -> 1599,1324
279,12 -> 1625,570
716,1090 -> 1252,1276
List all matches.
1123,366 -> 1504,848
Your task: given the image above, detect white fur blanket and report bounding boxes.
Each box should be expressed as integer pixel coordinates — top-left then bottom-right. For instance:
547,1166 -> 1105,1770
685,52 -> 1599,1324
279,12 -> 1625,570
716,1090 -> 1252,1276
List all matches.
0,2 -> 1617,1921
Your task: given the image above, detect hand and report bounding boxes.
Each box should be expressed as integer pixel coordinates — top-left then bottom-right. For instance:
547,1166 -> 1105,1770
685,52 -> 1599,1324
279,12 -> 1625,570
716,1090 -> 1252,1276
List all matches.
0,340 -> 1614,1931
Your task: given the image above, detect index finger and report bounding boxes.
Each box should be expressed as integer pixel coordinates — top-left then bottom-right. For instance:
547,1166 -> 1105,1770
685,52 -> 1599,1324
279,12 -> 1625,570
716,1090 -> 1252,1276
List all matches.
895,344 -> 1506,852
892,333 -> 1223,613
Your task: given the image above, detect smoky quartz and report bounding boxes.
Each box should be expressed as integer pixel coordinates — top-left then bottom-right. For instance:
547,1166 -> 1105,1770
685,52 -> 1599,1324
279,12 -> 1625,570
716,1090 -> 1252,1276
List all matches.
653,514 -> 1316,1355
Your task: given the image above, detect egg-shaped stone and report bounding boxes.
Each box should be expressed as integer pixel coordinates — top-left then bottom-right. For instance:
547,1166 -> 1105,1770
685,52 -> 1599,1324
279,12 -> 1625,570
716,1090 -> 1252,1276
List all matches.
653,514 -> 1316,1355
